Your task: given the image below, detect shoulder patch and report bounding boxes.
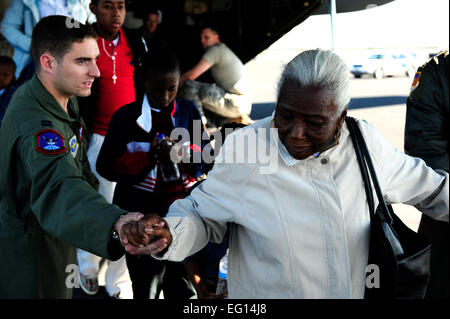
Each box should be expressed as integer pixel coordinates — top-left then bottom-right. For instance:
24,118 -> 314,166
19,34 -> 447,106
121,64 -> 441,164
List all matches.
35,129 -> 67,155
410,71 -> 421,93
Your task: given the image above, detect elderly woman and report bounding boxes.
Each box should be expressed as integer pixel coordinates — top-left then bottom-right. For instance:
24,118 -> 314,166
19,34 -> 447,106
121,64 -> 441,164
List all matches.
121,49 -> 449,298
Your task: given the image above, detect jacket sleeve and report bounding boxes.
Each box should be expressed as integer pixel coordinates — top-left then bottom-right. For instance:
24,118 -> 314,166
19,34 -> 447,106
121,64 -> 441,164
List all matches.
404,61 -> 449,172
96,108 -> 154,184
359,120 -> 449,223
1,0 -> 31,53
153,134 -> 253,262
20,131 -> 126,260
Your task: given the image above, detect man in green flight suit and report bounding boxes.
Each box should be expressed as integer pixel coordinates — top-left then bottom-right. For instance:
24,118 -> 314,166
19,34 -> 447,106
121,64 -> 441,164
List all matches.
0,15 -> 156,299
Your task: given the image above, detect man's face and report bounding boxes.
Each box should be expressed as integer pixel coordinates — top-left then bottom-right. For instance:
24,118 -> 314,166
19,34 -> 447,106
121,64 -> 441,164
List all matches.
200,28 -> 219,49
145,13 -> 159,33
53,38 -> 100,99
274,83 -> 346,160
0,64 -> 15,90
145,72 -> 180,109
90,0 -> 126,36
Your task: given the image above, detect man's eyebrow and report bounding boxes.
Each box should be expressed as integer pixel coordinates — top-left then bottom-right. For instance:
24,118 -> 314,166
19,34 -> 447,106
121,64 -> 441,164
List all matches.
74,55 -> 99,61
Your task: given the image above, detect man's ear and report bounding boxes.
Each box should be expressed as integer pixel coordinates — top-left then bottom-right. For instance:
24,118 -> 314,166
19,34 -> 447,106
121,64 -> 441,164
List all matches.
89,3 -> 97,15
39,53 -> 57,75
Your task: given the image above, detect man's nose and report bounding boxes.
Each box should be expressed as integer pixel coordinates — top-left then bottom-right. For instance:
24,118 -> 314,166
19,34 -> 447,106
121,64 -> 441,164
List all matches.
89,62 -> 101,78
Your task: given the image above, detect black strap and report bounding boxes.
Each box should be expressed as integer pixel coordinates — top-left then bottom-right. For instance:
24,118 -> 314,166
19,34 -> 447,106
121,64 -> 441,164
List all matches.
345,117 -> 393,224
346,117 -> 374,216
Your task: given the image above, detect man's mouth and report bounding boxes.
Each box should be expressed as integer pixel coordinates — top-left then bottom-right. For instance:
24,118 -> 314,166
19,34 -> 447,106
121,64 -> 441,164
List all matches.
82,81 -> 93,88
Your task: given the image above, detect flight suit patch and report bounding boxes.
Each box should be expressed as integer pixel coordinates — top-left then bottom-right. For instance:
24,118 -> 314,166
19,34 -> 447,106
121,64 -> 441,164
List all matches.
410,71 -> 421,93
79,126 -> 84,141
35,129 -> 67,155
69,135 -> 79,158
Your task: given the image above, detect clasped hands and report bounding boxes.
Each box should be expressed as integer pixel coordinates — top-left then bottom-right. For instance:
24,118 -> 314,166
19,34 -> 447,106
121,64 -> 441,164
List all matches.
114,213 -> 172,255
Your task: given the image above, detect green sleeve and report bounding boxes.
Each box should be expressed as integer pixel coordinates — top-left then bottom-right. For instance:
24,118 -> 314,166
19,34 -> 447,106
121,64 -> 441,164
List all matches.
20,133 -> 127,260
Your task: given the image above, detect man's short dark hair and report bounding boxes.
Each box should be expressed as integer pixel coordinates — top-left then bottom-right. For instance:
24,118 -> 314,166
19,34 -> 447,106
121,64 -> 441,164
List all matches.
142,48 -> 180,82
0,56 -> 16,72
31,15 -> 97,72
144,8 -> 160,20
202,26 -> 220,35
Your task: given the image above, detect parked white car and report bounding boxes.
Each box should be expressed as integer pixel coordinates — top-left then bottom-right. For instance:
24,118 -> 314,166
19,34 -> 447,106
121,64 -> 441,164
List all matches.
350,53 -> 417,79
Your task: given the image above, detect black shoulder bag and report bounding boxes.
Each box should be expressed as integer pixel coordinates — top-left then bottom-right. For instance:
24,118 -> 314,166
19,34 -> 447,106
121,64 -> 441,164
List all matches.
345,116 -> 431,299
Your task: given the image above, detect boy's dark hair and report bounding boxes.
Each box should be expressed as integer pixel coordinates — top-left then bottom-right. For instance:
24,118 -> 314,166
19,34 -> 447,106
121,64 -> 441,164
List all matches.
0,56 -> 16,72
31,15 -> 97,72
142,48 -> 180,82
91,0 -> 125,7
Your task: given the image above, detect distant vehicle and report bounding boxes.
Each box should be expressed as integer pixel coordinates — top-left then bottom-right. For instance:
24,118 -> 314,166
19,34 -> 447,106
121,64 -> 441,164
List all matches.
350,53 -> 417,79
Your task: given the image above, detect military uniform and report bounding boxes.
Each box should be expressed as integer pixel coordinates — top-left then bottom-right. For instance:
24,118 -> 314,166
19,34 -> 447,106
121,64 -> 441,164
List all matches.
405,51 -> 449,299
0,75 -> 127,298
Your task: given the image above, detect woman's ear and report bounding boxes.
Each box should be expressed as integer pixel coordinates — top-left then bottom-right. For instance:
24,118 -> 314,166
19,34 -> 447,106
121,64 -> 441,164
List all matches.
337,109 -> 348,130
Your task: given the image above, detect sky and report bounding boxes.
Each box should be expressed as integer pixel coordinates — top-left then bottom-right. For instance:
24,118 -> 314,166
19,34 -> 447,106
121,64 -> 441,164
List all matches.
271,0 -> 449,51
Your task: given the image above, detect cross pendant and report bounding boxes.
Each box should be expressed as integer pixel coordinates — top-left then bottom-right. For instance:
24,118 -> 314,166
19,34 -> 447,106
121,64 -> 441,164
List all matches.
112,74 -> 117,84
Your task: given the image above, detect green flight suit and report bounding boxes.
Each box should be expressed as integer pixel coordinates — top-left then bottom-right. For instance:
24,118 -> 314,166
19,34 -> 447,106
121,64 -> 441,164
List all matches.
0,75 -> 127,298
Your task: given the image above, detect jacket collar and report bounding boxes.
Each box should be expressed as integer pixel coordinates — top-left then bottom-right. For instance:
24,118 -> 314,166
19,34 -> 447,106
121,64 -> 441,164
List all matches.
136,95 -> 177,133
30,75 -> 79,122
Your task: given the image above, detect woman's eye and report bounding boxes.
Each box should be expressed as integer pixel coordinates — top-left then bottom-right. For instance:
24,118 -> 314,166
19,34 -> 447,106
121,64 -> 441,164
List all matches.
279,111 -> 292,119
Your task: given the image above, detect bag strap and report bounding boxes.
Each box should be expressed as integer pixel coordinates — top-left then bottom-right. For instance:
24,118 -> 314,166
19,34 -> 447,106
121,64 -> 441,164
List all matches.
346,116 -> 406,258
345,117 -> 392,224
346,117 -> 375,216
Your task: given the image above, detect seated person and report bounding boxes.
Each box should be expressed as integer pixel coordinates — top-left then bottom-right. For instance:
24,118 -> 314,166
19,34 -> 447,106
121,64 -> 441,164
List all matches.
96,48 -> 208,299
179,26 -> 253,129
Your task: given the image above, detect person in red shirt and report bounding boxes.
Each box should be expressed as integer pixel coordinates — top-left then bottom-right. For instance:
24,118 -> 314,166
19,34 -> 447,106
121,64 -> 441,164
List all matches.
77,0 -> 148,299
